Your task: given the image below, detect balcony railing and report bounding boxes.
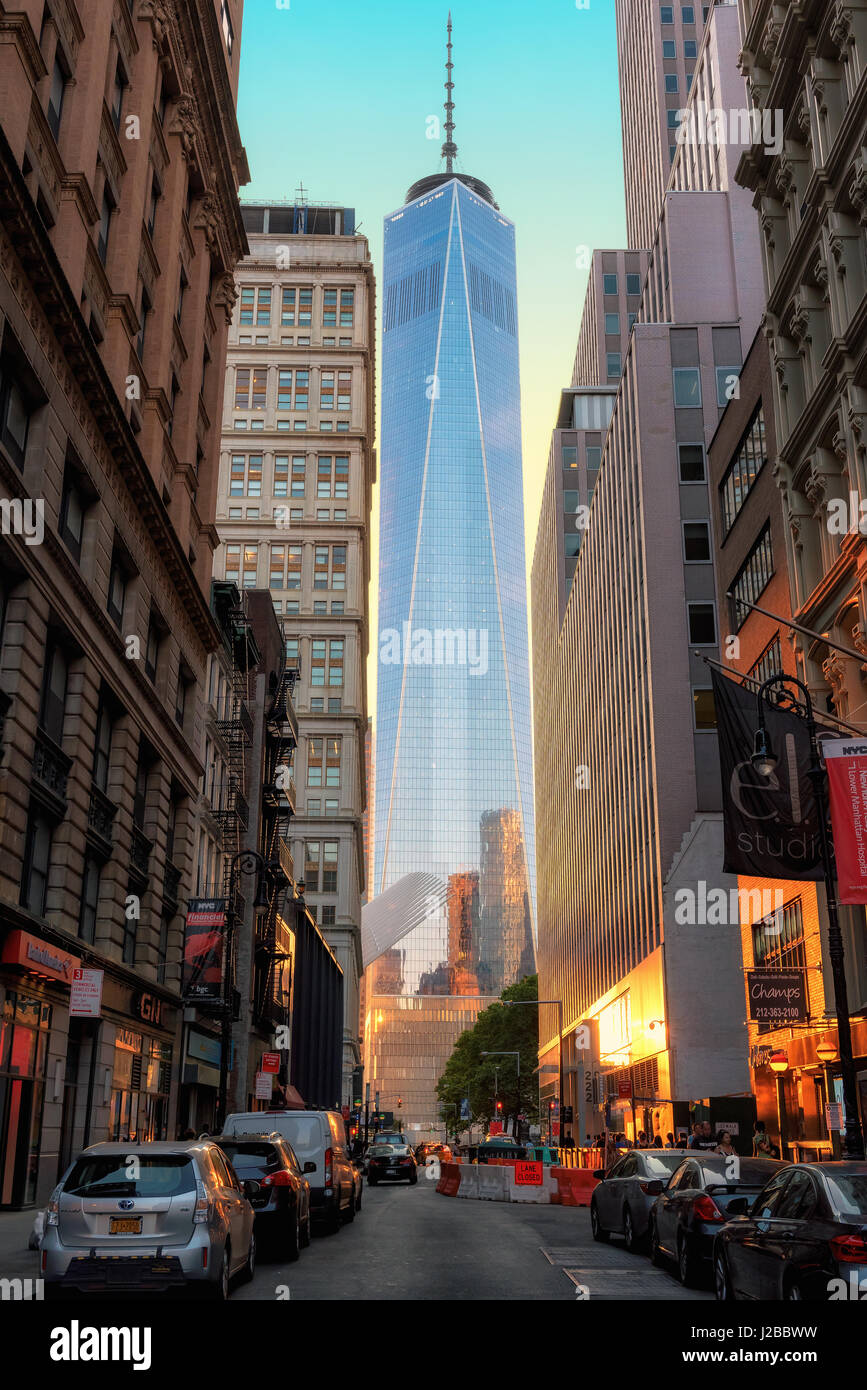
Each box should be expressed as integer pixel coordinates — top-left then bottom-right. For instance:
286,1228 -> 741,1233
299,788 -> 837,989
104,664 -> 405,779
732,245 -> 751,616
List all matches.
211,776 -> 249,830
276,837 -> 294,885
213,695 -> 253,745
131,826 -> 153,879
87,785 -> 118,857
32,727 -> 72,814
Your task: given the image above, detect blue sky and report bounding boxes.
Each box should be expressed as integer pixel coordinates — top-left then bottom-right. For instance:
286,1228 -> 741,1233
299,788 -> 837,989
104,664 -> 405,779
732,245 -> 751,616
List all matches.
236,0 -> 627,659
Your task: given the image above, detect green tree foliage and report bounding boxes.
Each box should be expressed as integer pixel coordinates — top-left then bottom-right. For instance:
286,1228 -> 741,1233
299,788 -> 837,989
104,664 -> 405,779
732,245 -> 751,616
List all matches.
436,975 -> 539,1134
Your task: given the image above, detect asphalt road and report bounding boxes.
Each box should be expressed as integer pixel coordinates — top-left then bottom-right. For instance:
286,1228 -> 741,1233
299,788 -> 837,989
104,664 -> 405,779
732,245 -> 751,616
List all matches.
235,1175 -> 715,1301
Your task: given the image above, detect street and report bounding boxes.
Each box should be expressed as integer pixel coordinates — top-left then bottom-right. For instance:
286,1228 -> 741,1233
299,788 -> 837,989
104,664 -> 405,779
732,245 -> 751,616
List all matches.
235,1179 -> 714,1301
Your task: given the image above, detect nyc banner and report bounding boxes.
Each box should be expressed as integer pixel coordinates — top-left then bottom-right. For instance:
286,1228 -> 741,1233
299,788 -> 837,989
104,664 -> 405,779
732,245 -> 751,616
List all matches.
183,898 -> 226,1002
824,737 -> 867,903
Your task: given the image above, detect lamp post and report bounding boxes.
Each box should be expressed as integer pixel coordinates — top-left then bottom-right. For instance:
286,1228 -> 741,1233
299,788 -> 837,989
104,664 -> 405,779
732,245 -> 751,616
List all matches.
216,848 -> 284,1134
481,1051 -> 520,1137
753,674 -> 865,1160
504,998 -> 565,1143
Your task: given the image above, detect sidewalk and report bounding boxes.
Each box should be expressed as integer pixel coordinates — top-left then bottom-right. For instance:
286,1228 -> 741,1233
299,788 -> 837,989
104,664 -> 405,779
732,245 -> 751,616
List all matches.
0,1210 -> 41,1281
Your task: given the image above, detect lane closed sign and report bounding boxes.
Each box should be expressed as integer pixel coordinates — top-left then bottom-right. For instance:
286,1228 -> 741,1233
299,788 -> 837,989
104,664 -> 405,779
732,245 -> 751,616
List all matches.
514,1161 -> 543,1186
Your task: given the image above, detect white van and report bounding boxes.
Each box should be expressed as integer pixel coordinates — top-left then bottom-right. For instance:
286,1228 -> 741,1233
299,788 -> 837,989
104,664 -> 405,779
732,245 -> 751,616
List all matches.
222,1110 -> 356,1231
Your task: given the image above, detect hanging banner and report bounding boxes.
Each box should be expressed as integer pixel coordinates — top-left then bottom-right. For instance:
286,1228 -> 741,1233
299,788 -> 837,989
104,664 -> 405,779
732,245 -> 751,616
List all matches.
183,898 -> 226,1002
824,737 -> 867,903
711,668 -> 824,879
746,970 -> 808,1024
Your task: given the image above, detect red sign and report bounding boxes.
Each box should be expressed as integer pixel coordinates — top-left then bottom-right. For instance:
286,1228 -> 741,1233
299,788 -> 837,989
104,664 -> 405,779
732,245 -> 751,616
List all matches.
618,1078 -> 632,1099
1,930 -> 79,984
825,738 -> 867,903
261,1052 -> 280,1074
489,1120 -> 503,1135
342,1105 -> 350,1121
514,1161 -> 543,1186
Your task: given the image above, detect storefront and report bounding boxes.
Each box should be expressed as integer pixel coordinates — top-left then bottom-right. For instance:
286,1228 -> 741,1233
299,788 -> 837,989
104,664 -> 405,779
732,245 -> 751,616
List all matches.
104,986 -> 178,1145
751,1020 -> 867,1161
178,1025 -> 223,1135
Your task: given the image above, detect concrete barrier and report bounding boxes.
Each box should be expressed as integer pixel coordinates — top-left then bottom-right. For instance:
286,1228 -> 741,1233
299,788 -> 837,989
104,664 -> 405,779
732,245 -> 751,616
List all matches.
508,1166 -> 557,1204
476,1165 -> 509,1201
455,1165 -> 479,1199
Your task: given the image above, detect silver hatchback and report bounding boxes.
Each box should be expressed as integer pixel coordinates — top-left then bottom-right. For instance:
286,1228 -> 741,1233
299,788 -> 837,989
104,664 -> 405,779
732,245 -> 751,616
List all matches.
590,1149 -> 691,1251
41,1141 -> 257,1299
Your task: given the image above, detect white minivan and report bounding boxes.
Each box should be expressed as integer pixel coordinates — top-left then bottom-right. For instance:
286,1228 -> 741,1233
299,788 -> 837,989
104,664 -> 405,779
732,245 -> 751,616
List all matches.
222,1110 -> 356,1232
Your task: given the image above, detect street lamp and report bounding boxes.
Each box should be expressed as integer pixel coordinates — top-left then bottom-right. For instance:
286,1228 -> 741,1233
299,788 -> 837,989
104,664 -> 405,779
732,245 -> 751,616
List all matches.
753,674 -> 865,1160
481,1051 -> 520,1137
504,998 -> 565,1145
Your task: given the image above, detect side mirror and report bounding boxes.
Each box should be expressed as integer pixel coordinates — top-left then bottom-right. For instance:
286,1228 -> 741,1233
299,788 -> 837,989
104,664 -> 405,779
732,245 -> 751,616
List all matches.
243,1179 -> 260,1198
593,1169 -> 605,1180
643,1179 -> 665,1196
303,1161 -> 316,1174
726,1196 -> 749,1216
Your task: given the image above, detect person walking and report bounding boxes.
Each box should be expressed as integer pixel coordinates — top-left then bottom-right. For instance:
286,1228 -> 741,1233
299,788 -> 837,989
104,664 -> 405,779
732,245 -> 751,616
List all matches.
752,1120 -> 774,1157
664,1131 -> 677,1148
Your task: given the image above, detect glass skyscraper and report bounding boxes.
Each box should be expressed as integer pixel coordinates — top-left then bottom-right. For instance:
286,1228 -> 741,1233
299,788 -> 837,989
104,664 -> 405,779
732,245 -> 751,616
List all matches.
368,44 -> 536,1133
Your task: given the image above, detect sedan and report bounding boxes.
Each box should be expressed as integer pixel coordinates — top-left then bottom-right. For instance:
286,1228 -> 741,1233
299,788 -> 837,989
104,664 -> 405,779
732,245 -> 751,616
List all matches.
714,1161 -> 867,1301
41,1141 -> 257,1300
649,1154 -> 783,1286
213,1134 -> 313,1260
590,1150 -> 690,1252
366,1143 -> 418,1185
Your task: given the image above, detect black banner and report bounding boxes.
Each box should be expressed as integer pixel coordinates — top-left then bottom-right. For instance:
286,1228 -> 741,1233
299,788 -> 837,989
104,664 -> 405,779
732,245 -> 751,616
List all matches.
747,970 -> 809,1024
712,667 -> 824,879
182,898 -> 226,1002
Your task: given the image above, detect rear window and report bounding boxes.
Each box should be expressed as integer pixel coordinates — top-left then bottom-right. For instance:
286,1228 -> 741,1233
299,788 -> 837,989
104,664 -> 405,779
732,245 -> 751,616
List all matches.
641,1153 -> 688,1178
65,1155 -> 196,1198
216,1143 -> 280,1175
703,1159 -> 781,1188
370,1145 -> 395,1156
272,1115 -> 323,1158
824,1173 -> 867,1217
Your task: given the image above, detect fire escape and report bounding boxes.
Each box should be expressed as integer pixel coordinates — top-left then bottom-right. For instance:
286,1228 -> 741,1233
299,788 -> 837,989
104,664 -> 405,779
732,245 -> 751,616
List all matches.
252,662 -> 300,1030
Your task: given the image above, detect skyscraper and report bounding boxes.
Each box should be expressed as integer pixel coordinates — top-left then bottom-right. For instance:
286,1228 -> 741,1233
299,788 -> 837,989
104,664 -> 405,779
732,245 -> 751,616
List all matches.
367,20 -> 536,1134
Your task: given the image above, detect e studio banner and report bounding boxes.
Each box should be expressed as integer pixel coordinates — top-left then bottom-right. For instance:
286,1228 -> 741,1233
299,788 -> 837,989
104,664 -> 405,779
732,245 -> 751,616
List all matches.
824,737 -> 867,904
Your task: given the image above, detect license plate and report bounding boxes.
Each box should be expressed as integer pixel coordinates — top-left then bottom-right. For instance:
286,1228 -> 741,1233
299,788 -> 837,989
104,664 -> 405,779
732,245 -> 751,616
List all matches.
109,1217 -> 142,1234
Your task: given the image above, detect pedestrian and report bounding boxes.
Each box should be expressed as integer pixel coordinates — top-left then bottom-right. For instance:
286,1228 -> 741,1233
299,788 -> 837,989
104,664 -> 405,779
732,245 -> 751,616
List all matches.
651,1135 -> 664,1148
636,1130 -> 649,1148
665,1131 -> 676,1148
687,1122 -> 704,1149
752,1120 -> 774,1157
715,1131 -> 736,1156
180,1127 -> 196,1141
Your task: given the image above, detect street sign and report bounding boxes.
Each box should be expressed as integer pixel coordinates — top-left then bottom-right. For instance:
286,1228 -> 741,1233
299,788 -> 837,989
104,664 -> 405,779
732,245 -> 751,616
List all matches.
826,1102 -> 843,1132
261,1052 -> 280,1074
618,1078 -> 632,1099
254,1072 -> 272,1099
489,1120 -> 503,1135
514,1161 -> 543,1186
70,967 -> 103,1018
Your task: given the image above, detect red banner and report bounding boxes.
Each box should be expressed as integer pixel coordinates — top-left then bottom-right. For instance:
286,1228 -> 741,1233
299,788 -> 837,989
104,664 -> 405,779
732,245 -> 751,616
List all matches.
825,737 -> 867,903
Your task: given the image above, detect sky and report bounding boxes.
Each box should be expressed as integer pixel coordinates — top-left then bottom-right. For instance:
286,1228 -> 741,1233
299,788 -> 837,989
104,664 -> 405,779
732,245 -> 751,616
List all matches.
236,0 -> 628,703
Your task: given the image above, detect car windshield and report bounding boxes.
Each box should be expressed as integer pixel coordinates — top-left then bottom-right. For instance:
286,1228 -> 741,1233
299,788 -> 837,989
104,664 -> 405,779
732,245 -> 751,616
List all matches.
65,1155 -> 196,1198
639,1154 -> 685,1177
216,1143 -> 281,1175
824,1173 -> 867,1217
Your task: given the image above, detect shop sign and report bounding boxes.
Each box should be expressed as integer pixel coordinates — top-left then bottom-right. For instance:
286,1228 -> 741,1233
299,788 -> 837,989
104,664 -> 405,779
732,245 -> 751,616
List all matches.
261,1052 -> 280,1074
116,1027 -> 143,1053
131,990 -> 164,1027
747,971 -> 808,1024
1,930 -> 79,983
187,1031 -> 222,1068
70,968 -> 103,1018
750,1045 -> 774,1069
255,1072 -> 272,1100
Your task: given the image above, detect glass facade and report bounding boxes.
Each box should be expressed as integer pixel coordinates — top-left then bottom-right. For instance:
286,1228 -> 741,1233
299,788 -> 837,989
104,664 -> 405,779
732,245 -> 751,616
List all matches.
371,177 -> 536,1133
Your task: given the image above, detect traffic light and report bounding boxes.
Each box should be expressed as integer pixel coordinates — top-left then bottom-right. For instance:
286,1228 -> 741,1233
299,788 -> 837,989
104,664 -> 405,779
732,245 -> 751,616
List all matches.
397,1096 -> 402,1108
496,1100 -> 503,1113
548,1100 -> 555,1111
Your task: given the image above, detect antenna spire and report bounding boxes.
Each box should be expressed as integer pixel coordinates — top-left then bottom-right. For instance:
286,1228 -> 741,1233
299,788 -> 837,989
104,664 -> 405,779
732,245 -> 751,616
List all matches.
442,12 -> 457,173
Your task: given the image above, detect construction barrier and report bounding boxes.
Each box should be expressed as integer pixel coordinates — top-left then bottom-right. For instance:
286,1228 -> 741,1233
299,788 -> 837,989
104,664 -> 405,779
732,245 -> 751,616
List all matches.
455,1165 -> 479,1199
551,1167 -> 598,1207
435,1162 -> 461,1196
476,1165 -> 509,1201
508,1163 -> 558,1204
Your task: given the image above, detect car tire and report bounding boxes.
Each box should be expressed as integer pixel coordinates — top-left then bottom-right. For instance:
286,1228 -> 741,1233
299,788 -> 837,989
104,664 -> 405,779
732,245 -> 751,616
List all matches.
623,1206 -> 643,1254
368,1176 -> 378,1186
209,1245 -> 231,1300
590,1198 -> 610,1243
714,1247 -> 735,1302
342,1186 -> 356,1223
326,1203 -> 342,1234
284,1209 -> 301,1262
409,1172 -> 418,1185
650,1218 -> 665,1268
301,1211 -> 312,1248
678,1233 -> 700,1289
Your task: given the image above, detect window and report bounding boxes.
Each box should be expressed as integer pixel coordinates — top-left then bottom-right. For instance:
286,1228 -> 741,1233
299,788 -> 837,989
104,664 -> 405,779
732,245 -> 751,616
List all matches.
687,601 -> 716,645
683,521 -> 711,562
327,696 -> 341,712
749,635 -> 782,687
59,461 -> 87,561
20,808 -> 52,916
337,371 -> 351,410
307,739 -> 324,788
285,637 -> 300,668
305,841 -> 321,891
98,187 -> 114,265
331,602 -> 343,616
323,290 -> 337,327
0,354 -> 35,470
319,370 -> 334,411
239,287 -> 271,327
665,74 -> 678,93
93,700 -> 113,792
325,737 -> 341,787
673,368 -> 701,407
606,353 -> 621,378
107,550 -> 127,626
562,446 -> 578,468
298,288 -> 312,327
321,906 -> 336,927
667,108 -> 681,128
586,446 -> 602,473
323,841 -> 338,892
340,290 -> 355,326
47,54 -> 67,139
716,366 -> 741,407
626,273 -> 642,296
317,455 -> 349,500
229,454 -> 262,498
604,313 -> 620,335
111,59 -> 127,132
277,368 -> 308,411
40,641 -> 68,744
221,0 -> 234,57
289,457 -> 306,498
137,287 -> 151,362
314,601 -> 327,617
684,39 -> 697,57
693,688 -> 716,730
686,73 -> 693,92
682,5 -> 695,22
678,443 -> 705,482
731,526 -> 774,630
720,406 -> 767,533
235,366 -> 268,411
287,545 -> 302,589
660,4 -> 673,20
145,613 -> 161,682
273,455 -> 289,497
269,545 -> 285,590
753,897 -> 805,971
79,859 -> 100,944
628,313 -> 637,333
663,39 -> 676,57
602,273 -> 618,295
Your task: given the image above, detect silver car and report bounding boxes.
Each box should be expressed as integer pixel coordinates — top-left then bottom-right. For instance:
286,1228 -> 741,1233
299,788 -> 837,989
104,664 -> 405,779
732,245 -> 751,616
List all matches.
590,1149 -> 691,1251
40,1141 -> 257,1300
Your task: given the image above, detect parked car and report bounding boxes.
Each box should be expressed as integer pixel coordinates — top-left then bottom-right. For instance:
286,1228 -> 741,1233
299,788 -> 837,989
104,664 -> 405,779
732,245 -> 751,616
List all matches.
213,1133 -> 312,1260
648,1154 -> 784,1286
41,1141 -> 256,1300
713,1161 -> 867,1301
222,1109 -> 356,1233
590,1150 -> 690,1251
367,1143 -> 418,1185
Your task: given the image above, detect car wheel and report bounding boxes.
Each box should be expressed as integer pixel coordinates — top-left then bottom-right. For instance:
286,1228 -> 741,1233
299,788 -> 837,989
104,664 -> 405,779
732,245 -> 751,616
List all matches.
285,1209 -> 301,1262
301,1211 -> 312,1248
650,1218 -> 665,1268
238,1230 -> 256,1285
714,1247 -> 735,1302
209,1245 -> 231,1300
368,1176 -> 378,1186
409,1171 -> 418,1185
678,1234 -> 700,1288
343,1187 -> 356,1223
623,1206 -> 643,1254
590,1199 -> 610,1243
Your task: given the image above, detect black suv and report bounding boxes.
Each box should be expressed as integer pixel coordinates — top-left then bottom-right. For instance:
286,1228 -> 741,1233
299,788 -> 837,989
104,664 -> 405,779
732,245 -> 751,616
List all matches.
213,1133 -> 313,1260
